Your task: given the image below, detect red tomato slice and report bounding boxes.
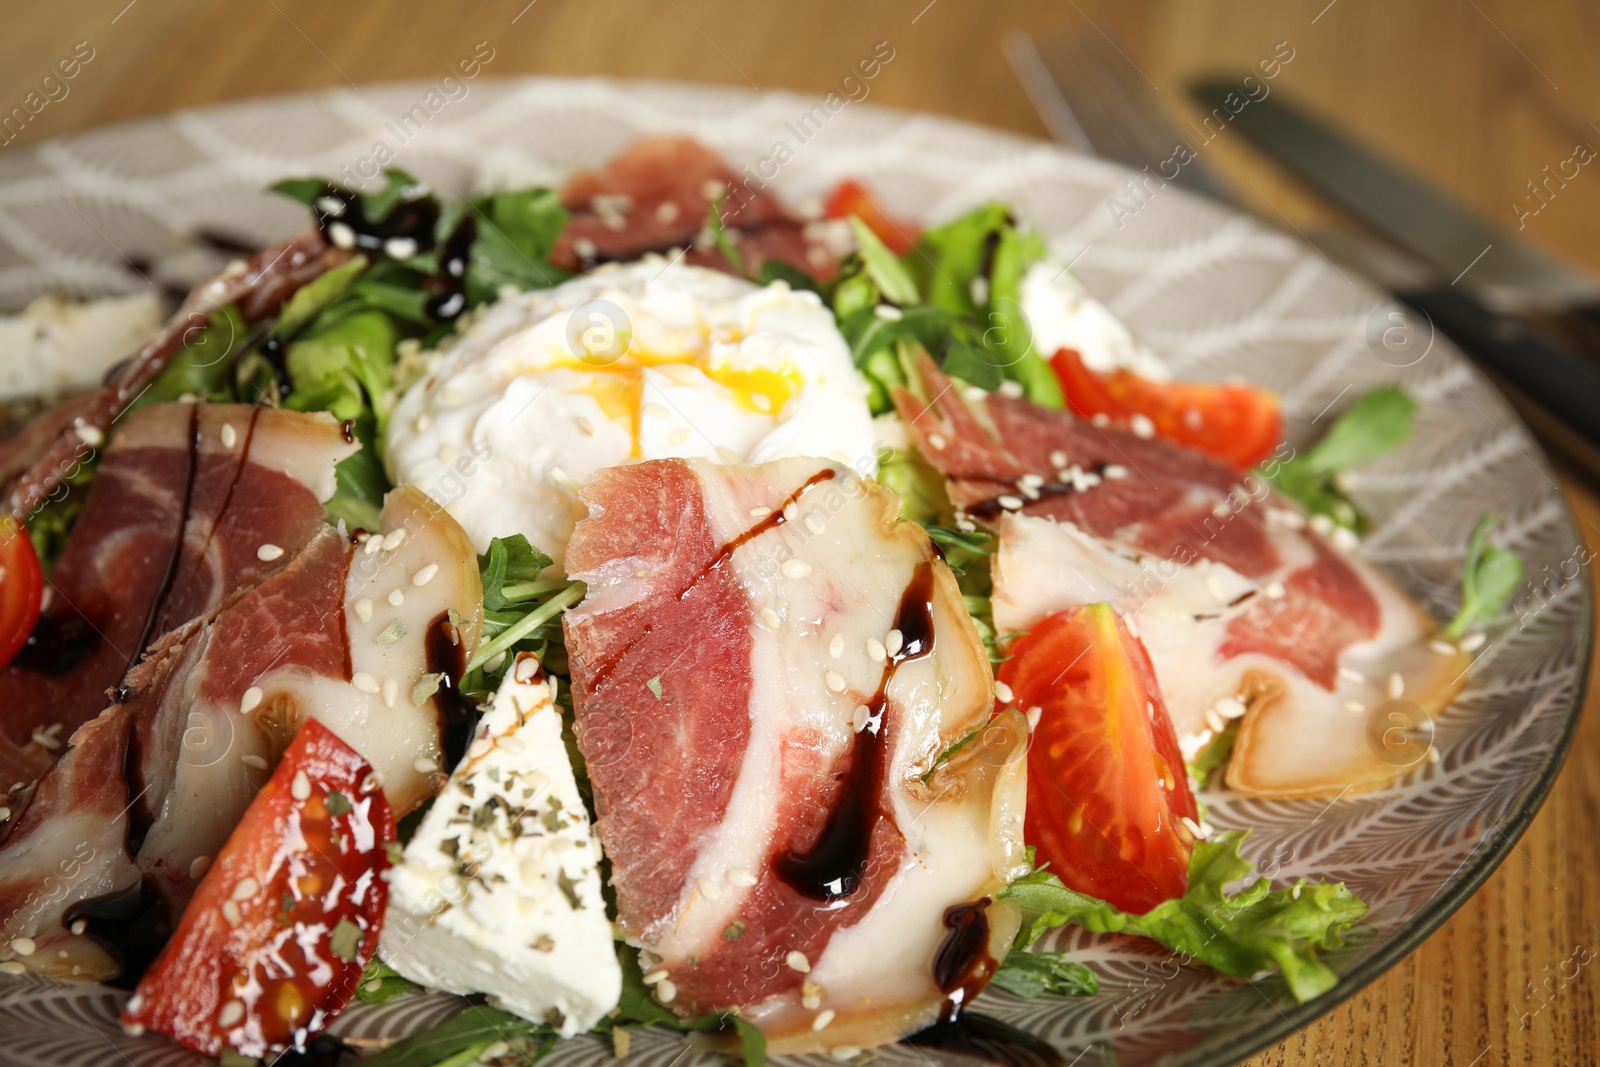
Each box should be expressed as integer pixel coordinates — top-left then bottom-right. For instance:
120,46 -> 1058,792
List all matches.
824,178 -> 920,255
0,518 -> 42,669
1050,347 -> 1283,470
1000,603 -> 1198,915
123,719 -> 394,1059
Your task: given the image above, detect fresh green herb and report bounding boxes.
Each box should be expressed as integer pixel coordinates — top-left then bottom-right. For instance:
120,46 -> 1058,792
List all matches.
325,790 -> 353,817
849,216 -> 920,305
1187,719 -> 1239,786
355,958 -> 419,1005
1445,512 -> 1523,638
922,524 -> 994,577
465,187 -> 572,300
723,920 -> 747,941
357,1004 -> 548,1067
411,673 -> 445,706
708,196 -> 750,280
479,534 -> 556,612
375,620 -> 408,645
1263,386 -> 1417,531
328,916 -> 365,962
646,676 -> 664,699
876,447 -> 950,524
1002,831 -> 1368,1003
989,950 -> 1099,998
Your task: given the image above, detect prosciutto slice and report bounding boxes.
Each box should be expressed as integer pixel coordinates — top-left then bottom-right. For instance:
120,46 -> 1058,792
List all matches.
0,486 -> 483,980
564,456 -> 1026,1053
550,136 -> 836,279
0,402 -> 356,793
895,355 -> 1468,797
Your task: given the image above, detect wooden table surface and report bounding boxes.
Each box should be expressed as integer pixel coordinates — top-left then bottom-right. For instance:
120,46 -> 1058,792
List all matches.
3,2 -> 1597,1064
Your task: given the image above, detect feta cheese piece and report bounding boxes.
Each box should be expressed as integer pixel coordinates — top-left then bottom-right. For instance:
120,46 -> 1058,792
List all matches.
378,655 -> 620,1035
0,292 -> 163,399
1019,261 -> 1169,379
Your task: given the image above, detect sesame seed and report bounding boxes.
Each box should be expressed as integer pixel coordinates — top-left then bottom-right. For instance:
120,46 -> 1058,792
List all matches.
642,969 -> 669,986
825,671 -> 847,694
1212,502 -> 1231,520
1205,573 -> 1229,603
749,506 -> 772,519
190,856 -> 210,880
760,607 -> 782,629
382,678 -> 399,709
998,381 -> 1024,399
929,433 -> 948,450
221,900 -> 242,927
327,222 -> 356,249
782,559 -> 813,579
365,536 -> 383,556
290,770 -> 311,801
0,962 -> 25,976
70,919 -> 86,935
998,495 -> 1025,511
574,237 -> 598,259
813,1009 -> 837,1032
701,179 -> 727,201
1179,816 -> 1208,839
1130,413 -> 1156,439
1331,526 -> 1360,552
232,877 -> 259,901
1427,747 -> 1441,764
1103,464 -> 1128,480
1264,581 -> 1286,600
885,630 -> 903,657
220,423 -> 237,448
384,236 -> 419,260
352,672 -> 380,694
1019,474 -> 1046,491
257,543 -> 284,562
218,1000 -> 244,1027
828,634 -> 845,659
1429,639 -> 1456,655
389,589 -> 405,607
831,1047 -> 862,1062
874,304 -> 903,321
852,705 -> 871,732
1291,884 -> 1302,900
1026,706 -> 1043,731
1205,710 -> 1225,733
412,563 -> 439,587
72,422 -> 104,447
1050,450 -> 1069,468
1338,667 -> 1366,684
1387,673 -> 1405,699
655,979 -> 678,1004
1309,514 -> 1335,536
803,993 -> 823,1011
241,754 -> 268,771
414,757 -> 438,774
656,201 -> 681,224
1215,696 -> 1247,720
866,637 -> 886,662
382,528 -> 407,552
1342,700 -> 1366,714
786,950 -> 811,973
235,685 -> 265,715
729,868 -> 757,888
315,196 -> 345,217
994,680 -> 1014,703
29,727 -> 60,751
8,938 -> 35,957
1460,631 -> 1486,652
698,877 -> 723,902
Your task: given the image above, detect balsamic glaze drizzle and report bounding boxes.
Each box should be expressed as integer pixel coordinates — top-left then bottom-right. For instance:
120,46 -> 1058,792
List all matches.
965,462 -> 1114,521
772,559 -> 936,902
309,184 -> 473,322
426,611 -> 480,770
932,897 -> 998,1022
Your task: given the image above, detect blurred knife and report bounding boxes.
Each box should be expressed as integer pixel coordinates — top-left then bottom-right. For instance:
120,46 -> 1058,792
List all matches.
1188,81 -> 1600,469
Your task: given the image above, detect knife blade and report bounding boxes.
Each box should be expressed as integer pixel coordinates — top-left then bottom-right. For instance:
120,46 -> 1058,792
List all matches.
1188,81 -> 1600,313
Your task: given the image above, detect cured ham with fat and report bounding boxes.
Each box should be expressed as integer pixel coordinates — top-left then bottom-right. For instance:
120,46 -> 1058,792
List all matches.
0,402 -> 357,793
551,136 -> 838,279
895,355 -> 1468,797
564,456 -> 1026,1053
0,486 -> 482,980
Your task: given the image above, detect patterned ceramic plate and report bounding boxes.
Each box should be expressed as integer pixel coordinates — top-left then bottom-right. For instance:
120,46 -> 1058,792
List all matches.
0,78 -> 1589,1067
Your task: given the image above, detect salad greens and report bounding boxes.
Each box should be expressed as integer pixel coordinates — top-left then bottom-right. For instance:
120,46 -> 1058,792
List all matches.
1262,385 -> 1417,532
1001,833 -> 1368,1004
1445,512 -> 1523,638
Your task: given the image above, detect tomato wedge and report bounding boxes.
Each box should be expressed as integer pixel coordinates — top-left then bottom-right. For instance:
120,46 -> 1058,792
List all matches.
825,178 -> 920,254
123,719 -> 394,1059
1000,603 -> 1198,915
1050,347 -> 1282,470
0,518 -> 42,669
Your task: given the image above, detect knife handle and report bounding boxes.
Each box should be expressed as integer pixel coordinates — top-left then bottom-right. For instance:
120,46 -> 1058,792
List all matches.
1396,286 -> 1600,470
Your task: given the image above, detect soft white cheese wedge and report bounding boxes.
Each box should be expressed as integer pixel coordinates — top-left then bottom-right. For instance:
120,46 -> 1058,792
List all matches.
378,654 -> 620,1035
1019,260 -> 1169,379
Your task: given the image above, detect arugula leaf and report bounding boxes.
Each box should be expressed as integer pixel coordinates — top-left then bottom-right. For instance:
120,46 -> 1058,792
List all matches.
465,187 -> 571,299
1001,830 -> 1367,1003
849,216 -> 920,305
708,197 -> 750,279
273,256 -> 370,338
358,1004 -> 547,1067
283,308 -> 399,427
729,1015 -> 767,1067
1263,386 -> 1417,531
140,304 -> 250,406
354,957 -> 418,1005
269,176 -> 325,206
1445,512 -> 1523,638
478,534 -> 556,612
989,950 -> 1099,998
1187,719 -> 1239,786
922,524 -> 994,577
876,447 -> 949,524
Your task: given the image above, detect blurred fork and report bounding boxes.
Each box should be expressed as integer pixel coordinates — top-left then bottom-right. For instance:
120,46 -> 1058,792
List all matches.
1005,28 -> 1236,204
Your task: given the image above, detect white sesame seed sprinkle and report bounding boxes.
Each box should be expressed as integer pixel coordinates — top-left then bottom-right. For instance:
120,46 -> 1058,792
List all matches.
1427,747 -> 1441,764
1205,710 -> 1225,733
1050,450 -> 1069,468
352,672 -> 380,694
1430,639 -> 1456,655
221,900 -> 242,927
1460,631 -> 1486,652
929,433 -> 948,450
240,686 -> 264,714
655,979 -> 678,1004
998,495 -> 1025,511
1338,667 -> 1366,684
994,680 -> 1014,703
412,563 -> 439,587
697,877 -> 723,902
728,868 -> 757,888
786,950 -> 811,973
232,877 -> 259,901
257,543 -> 284,562
384,236 -> 419,260
1292,884 -> 1302,900
1331,525 -> 1360,552
782,559 -> 813,579
828,634 -> 845,659
8,938 -> 35,957
382,677 -> 399,709
831,1047 -> 862,1062
189,856 -> 210,880
1387,673 -> 1406,699
998,381 -> 1025,399
70,919 -> 86,935
1180,816 -> 1208,839
241,755 -> 268,771
642,969 -> 668,986
327,222 -> 356,249
1215,696 -> 1247,720
220,423 -> 237,448
1026,706 -> 1043,731
218,1000 -> 244,1027
813,1009 -> 837,1032
825,671 -> 847,694
382,528 -> 406,552
1103,464 -> 1128,480
885,629 -> 904,657
388,588 -> 405,607
852,705 -> 871,732
291,770 -> 311,801
749,506 -> 772,520
1342,700 -> 1367,714
29,727 -> 60,751
1264,581 -> 1286,600
874,304 -> 903,321
866,637 -> 886,662
760,607 -> 782,629
413,757 -> 438,774
1129,413 -> 1156,439
364,536 -> 382,556
1205,574 -> 1229,603
0,962 -> 25,976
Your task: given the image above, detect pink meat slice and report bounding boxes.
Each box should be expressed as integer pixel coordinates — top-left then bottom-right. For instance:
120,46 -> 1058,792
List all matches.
564,456 -> 1024,1054
0,402 -> 355,791
550,136 -> 834,279
895,355 -> 1381,685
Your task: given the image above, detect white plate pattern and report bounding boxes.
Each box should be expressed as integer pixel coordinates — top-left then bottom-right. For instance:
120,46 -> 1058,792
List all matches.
0,77 -> 1588,1067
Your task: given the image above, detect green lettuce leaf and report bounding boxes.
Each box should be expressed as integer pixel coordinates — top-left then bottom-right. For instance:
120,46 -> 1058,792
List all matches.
1001,830 -> 1367,1003
989,950 -> 1099,998
1445,512 -> 1523,638
1263,385 -> 1417,531
478,534 -> 556,612
354,958 -> 418,1005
